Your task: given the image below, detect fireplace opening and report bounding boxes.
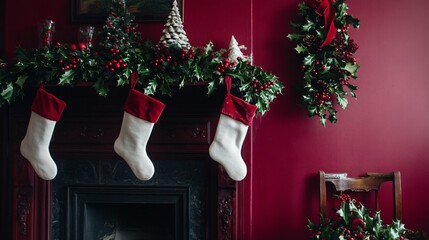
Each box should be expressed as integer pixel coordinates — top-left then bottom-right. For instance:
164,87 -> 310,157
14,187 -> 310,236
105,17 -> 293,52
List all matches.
86,203 -> 176,240
67,186 -> 189,240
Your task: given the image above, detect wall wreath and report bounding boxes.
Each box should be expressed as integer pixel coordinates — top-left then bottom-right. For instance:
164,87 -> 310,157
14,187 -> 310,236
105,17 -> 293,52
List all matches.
288,0 -> 360,126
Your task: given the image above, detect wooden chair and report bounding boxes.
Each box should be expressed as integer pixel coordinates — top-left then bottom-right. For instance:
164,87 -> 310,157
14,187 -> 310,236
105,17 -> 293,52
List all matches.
319,171 -> 402,221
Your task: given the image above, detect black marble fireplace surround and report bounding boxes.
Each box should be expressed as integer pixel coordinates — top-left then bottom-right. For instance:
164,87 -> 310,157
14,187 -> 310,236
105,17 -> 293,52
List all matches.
53,158 -> 207,240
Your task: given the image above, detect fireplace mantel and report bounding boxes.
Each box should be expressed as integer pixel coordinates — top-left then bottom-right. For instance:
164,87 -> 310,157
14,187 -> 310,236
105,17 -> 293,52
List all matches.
0,85 -> 247,240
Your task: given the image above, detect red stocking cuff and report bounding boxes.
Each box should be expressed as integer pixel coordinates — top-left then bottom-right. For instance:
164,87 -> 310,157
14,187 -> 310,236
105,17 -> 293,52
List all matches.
124,89 -> 165,123
31,88 -> 67,121
221,93 -> 257,125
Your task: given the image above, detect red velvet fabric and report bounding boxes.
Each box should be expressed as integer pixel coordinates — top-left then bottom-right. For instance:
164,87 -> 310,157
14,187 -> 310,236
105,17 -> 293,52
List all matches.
31,87 -> 66,121
124,89 -> 165,123
221,93 -> 257,126
316,0 -> 337,48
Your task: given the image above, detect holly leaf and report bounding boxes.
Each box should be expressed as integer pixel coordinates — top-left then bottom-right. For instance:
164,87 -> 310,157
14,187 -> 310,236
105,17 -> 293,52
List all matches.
298,2 -> 310,13
290,22 -> 301,30
93,78 -> 109,97
320,114 -> 327,127
307,105 -> 317,117
302,20 -> 316,32
1,83 -> 14,102
144,78 -> 157,95
204,42 -> 214,54
226,73 -> 245,81
344,62 -> 359,74
304,54 -> 316,66
345,15 -> 360,28
117,74 -> 128,86
16,48 -> 30,61
287,33 -> 302,40
347,84 -> 357,97
193,65 -> 203,80
337,95 -> 348,109
59,70 -> 76,85
207,81 -> 216,95
15,75 -> 29,88
294,45 -> 307,54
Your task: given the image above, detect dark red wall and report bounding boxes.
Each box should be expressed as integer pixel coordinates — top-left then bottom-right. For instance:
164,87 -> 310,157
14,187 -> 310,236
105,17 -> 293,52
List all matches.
3,0 -> 429,239
251,0 -> 429,239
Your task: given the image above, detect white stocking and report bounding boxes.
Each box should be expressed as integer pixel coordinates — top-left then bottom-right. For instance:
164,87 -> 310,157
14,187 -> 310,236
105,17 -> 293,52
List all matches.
20,87 -> 66,180
20,112 -> 58,180
114,112 -> 156,180
209,114 -> 249,181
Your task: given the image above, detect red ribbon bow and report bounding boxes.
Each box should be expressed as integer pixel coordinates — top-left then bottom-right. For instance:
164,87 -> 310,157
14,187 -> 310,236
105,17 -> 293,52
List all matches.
316,0 -> 337,48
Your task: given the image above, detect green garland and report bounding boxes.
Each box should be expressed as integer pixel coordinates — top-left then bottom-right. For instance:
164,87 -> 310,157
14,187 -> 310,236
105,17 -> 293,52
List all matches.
288,0 -> 360,126
0,0 -> 283,115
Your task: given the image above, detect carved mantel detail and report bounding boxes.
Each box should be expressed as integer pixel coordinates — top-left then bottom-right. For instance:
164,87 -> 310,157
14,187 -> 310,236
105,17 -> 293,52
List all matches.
219,193 -> 233,240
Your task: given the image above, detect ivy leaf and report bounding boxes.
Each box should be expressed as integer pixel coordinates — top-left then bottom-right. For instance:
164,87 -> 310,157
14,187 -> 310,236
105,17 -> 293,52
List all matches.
59,70 -> 75,85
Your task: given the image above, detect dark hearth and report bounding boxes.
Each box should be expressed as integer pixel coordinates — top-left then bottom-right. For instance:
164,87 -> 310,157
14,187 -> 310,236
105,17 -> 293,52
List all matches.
68,186 -> 187,240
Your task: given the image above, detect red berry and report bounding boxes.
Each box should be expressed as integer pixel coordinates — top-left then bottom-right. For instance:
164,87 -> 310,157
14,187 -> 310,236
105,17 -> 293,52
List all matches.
115,63 -> 121,68
78,42 -> 86,50
69,44 -> 77,51
121,63 -> 127,68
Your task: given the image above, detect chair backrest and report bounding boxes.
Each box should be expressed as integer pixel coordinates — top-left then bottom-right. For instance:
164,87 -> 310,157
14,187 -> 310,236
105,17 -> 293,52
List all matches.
319,171 -> 402,221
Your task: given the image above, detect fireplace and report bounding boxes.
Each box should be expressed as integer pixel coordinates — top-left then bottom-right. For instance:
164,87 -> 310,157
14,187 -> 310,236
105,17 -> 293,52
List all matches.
53,157 -> 207,240
1,85 -> 245,240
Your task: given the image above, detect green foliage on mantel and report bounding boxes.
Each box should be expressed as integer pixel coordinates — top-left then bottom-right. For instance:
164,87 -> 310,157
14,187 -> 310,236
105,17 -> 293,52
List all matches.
0,0 -> 283,115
